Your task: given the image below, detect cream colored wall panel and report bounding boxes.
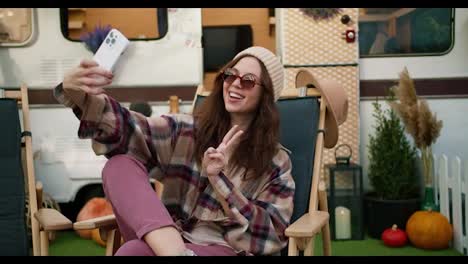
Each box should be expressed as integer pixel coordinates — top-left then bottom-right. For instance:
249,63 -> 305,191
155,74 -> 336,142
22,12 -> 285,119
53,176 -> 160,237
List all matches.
280,8 -> 360,189
282,8 -> 358,65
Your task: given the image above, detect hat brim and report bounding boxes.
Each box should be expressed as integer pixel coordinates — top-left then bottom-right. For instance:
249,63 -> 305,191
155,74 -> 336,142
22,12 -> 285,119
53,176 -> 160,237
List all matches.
295,70 -> 339,148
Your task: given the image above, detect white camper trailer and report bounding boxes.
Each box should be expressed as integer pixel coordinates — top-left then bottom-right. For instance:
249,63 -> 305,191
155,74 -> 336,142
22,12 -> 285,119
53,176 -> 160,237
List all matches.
1,9 -> 467,255
0,8 -> 204,211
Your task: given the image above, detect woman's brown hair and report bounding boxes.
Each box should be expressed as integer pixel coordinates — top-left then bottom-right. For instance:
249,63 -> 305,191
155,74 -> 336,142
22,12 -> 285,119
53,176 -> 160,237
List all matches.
193,54 -> 280,179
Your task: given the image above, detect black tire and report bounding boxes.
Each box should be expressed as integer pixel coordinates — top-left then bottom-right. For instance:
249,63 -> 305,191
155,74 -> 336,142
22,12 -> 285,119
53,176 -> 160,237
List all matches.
81,185 -> 105,205
68,185 -> 105,222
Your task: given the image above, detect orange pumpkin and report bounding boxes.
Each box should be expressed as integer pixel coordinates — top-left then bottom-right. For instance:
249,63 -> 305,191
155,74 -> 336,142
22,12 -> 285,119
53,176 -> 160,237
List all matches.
406,209 -> 453,250
76,197 -> 113,239
91,228 -> 106,247
91,228 -> 125,247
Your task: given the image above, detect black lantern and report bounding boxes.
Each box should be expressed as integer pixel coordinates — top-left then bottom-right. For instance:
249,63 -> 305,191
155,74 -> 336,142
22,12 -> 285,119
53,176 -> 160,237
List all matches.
325,144 -> 364,240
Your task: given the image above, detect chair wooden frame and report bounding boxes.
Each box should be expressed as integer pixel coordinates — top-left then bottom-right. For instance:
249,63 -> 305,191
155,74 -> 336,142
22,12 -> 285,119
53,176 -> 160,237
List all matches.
280,87 -> 332,256
3,84 -> 72,256
73,85 -> 332,256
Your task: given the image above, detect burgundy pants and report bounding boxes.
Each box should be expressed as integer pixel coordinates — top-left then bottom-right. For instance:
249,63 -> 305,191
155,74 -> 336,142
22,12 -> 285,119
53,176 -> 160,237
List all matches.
101,154 -> 237,256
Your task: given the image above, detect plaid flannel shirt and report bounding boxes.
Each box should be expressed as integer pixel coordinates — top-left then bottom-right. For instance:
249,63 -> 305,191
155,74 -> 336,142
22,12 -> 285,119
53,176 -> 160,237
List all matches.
53,84 -> 295,255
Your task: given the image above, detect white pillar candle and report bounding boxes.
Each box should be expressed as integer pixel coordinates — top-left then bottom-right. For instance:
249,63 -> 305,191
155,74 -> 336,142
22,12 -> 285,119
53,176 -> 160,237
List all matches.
335,206 -> 351,239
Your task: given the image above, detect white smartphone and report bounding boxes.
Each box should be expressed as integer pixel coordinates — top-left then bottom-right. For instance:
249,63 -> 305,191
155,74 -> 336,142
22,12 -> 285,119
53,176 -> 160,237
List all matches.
93,29 -> 130,72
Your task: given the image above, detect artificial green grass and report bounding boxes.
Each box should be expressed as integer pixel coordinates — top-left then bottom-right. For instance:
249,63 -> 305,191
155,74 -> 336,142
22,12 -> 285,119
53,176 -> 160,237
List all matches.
49,231 -> 463,256
49,231 -> 105,256
313,234 -> 463,256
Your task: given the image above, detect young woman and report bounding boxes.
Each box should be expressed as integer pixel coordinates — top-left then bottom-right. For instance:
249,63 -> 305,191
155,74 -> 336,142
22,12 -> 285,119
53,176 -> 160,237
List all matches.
54,46 -> 295,256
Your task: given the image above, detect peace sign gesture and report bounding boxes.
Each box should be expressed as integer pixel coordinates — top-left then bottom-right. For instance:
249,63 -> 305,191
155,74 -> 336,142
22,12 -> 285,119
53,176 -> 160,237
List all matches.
203,125 -> 244,177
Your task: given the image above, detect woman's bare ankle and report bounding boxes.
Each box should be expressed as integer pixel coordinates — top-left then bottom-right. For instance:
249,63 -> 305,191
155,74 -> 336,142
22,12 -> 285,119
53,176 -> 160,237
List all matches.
143,226 -> 187,256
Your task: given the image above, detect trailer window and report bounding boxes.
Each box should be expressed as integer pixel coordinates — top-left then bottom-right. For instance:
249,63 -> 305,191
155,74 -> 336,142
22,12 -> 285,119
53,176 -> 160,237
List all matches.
60,8 -> 168,42
0,8 -> 34,47
359,8 -> 454,57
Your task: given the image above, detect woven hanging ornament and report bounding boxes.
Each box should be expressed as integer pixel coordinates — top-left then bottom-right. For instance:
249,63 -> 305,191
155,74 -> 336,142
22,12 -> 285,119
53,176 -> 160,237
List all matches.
300,8 -> 342,21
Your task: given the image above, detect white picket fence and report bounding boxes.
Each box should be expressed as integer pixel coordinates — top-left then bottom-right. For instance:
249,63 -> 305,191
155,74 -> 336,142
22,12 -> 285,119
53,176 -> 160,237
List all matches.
433,154 -> 467,256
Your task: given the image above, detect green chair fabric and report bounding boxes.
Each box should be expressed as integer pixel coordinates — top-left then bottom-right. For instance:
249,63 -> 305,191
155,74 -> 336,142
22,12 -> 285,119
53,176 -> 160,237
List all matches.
0,99 -> 29,256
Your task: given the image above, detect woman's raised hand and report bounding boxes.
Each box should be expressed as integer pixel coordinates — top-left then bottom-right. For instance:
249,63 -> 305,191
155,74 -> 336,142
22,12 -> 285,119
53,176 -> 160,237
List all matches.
203,125 -> 244,177
63,59 -> 114,95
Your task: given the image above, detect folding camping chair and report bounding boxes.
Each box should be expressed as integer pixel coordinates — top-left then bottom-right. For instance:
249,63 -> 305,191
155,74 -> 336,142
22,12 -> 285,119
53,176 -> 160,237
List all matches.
0,85 -> 72,256
74,77 -> 336,256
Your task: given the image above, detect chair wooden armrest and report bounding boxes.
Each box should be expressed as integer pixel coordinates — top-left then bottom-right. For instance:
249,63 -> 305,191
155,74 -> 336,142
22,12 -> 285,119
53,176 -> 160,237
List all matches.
285,211 -> 329,238
73,214 -> 118,231
34,208 -> 73,231
74,214 -> 122,255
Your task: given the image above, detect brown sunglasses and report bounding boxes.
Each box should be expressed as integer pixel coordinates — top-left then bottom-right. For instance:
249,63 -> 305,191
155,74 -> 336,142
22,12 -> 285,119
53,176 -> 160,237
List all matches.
222,68 -> 263,89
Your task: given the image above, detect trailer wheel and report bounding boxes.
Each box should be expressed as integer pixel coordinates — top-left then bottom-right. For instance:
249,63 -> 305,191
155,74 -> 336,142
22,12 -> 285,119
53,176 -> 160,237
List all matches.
73,185 -> 105,220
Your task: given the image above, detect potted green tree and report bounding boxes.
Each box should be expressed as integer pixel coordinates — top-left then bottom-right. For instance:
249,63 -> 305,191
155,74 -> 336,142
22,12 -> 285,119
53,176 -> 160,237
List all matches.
364,90 -> 421,239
